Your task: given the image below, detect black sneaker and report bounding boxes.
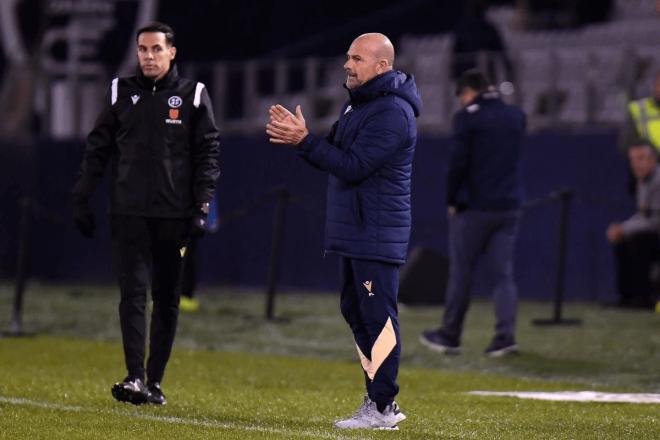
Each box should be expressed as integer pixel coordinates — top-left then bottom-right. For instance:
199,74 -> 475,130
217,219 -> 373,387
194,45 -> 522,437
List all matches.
484,336 -> 519,357
419,329 -> 460,354
111,377 -> 149,405
147,382 -> 167,405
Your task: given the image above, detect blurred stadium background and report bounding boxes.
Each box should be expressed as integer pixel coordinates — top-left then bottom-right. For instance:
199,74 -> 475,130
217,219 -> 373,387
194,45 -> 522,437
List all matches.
0,0 -> 652,300
1,1 -> 659,438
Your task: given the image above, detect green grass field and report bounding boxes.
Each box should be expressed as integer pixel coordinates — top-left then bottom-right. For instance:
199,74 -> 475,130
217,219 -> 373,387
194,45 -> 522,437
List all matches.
1,283 -> 659,439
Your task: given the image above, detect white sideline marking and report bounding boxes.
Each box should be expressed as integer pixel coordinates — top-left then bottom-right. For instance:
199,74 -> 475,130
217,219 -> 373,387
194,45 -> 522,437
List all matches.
469,391 -> 660,404
0,396 -> 366,440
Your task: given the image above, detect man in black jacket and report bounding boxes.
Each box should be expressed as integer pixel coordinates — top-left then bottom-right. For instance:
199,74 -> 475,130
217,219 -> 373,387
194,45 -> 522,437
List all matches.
420,69 -> 526,357
72,22 -> 220,405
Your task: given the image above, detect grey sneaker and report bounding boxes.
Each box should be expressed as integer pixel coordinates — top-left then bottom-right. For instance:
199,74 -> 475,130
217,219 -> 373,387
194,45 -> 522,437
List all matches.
334,396 -> 407,430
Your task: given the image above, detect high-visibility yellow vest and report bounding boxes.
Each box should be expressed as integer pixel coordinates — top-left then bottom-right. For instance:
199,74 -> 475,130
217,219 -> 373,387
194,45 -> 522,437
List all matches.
628,97 -> 660,150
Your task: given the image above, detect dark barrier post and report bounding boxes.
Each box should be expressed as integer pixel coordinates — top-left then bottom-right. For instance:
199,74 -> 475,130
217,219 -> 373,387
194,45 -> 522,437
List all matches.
265,187 -> 289,320
533,189 -> 581,326
8,198 -> 34,336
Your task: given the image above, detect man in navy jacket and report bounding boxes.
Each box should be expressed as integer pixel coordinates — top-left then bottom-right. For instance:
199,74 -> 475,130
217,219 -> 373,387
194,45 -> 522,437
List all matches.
266,33 -> 421,430
420,69 -> 526,357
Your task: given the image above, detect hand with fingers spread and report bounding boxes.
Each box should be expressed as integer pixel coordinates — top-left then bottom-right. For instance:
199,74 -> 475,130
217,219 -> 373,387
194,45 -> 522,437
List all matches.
266,104 -> 309,146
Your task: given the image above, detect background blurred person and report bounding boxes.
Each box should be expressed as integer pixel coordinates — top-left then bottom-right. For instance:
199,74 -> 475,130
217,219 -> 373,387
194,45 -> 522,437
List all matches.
72,22 -> 220,405
607,140 -> 660,310
620,72 -> 660,155
420,69 -> 526,358
266,33 -> 421,431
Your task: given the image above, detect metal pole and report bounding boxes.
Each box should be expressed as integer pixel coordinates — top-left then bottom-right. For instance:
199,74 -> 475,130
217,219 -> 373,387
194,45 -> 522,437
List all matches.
265,187 -> 289,320
8,198 -> 33,336
533,189 -> 581,326
553,190 -> 570,321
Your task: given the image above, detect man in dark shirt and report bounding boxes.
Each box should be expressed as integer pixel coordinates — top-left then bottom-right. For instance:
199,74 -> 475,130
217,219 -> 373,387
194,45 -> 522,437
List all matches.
607,141 -> 660,309
420,69 -> 526,357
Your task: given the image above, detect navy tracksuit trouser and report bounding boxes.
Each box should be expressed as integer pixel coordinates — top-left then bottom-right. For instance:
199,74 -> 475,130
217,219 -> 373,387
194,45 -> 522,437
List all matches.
441,210 -> 519,343
339,257 -> 401,411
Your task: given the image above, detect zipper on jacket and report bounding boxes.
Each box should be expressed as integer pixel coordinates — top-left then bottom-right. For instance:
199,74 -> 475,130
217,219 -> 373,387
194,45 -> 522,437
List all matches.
146,84 -> 156,210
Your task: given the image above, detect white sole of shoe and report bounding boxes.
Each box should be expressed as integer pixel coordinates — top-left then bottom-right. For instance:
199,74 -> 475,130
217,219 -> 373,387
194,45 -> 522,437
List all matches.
418,335 -> 461,355
485,344 -> 519,357
375,425 -> 399,431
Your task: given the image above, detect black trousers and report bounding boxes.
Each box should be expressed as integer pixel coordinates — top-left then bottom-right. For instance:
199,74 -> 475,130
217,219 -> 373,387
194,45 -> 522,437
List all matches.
111,215 -> 189,383
614,232 -> 660,308
179,237 -> 198,299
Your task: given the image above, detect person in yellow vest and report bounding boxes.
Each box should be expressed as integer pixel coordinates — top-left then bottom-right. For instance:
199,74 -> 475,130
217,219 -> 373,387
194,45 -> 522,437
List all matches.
620,72 -> 660,154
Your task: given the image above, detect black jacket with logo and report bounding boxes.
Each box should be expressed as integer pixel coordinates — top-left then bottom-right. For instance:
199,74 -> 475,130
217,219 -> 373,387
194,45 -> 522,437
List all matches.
73,65 -> 220,218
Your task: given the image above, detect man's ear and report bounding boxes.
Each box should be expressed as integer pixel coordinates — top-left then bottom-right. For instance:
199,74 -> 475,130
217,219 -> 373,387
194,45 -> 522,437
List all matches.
170,46 -> 177,60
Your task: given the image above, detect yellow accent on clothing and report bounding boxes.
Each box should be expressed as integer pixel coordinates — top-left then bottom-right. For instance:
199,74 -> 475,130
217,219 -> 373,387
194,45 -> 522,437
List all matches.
628,98 -> 660,150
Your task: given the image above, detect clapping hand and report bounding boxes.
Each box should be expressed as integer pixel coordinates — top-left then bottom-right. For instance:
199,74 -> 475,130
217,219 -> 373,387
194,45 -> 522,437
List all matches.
266,104 -> 309,146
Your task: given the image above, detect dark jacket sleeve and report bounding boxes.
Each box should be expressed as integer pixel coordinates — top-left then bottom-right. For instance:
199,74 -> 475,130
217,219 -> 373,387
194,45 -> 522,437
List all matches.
72,86 -> 117,204
298,107 -> 406,184
447,112 -> 470,207
296,120 -> 338,171
190,85 -> 221,205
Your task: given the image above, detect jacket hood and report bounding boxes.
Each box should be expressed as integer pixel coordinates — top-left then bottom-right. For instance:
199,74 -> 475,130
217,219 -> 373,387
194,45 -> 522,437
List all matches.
346,70 -> 422,117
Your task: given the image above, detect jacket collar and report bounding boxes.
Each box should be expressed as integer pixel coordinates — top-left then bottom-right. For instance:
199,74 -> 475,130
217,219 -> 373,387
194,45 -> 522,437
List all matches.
474,90 -> 500,103
135,64 -> 179,91
344,71 -> 397,105
641,166 -> 660,184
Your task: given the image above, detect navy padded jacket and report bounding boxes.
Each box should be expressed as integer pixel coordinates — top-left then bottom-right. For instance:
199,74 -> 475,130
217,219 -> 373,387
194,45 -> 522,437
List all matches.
299,70 -> 421,264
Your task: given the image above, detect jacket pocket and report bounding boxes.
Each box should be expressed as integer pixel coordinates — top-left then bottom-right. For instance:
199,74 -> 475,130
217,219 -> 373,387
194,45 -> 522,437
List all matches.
351,190 -> 364,226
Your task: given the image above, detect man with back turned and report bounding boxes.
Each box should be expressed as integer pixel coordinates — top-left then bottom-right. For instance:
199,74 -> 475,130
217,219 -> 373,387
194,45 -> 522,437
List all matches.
420,69 -> 526,357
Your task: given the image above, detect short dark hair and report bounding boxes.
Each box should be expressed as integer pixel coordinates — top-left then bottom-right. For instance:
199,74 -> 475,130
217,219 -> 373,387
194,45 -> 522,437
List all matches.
136,22 -> 175,46
630,138 -> 653,149
629,139 -> 658,157
455,69 -> 491,96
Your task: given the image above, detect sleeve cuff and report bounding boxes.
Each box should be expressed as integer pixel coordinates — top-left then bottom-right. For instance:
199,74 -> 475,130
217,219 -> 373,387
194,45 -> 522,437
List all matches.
299,133 -> 319,154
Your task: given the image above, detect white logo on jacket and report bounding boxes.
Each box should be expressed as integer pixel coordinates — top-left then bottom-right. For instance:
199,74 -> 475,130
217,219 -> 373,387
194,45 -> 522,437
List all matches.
131,95 -> 140,105
168,96 -> 182,108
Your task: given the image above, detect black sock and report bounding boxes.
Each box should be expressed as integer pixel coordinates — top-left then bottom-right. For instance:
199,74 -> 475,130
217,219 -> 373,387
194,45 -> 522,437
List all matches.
375,400 -> 392,413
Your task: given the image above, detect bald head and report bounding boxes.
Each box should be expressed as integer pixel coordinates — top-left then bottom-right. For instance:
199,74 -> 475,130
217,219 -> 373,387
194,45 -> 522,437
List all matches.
344,33 -> 395,89
354,33 -> 395,66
